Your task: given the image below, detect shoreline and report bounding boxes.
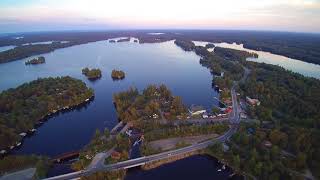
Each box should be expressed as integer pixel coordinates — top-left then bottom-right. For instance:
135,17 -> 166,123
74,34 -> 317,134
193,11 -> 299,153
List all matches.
2,94 -> 95,157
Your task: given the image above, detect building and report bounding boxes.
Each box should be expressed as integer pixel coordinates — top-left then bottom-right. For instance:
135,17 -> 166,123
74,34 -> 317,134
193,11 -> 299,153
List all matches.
111,151 -> 121,160
189,105 -> 206,115
224,107 -> 232,114
246,96 -> 261,106
202,112 -> 209,119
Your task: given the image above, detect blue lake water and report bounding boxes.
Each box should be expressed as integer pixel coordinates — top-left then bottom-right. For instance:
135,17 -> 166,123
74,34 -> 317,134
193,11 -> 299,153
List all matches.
0,45 -> 15,52
0,39 -> 218,157
1,38 -> 317,179
125,155 -> 242,180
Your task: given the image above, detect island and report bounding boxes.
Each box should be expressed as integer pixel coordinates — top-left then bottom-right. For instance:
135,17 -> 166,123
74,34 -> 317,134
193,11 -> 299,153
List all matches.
25,56 -> 45,65
0,76 -> 94,153
82,67 -> 102,80
117,38 -> 130,42
111,69 -> 125,80
205,43 -> 215,48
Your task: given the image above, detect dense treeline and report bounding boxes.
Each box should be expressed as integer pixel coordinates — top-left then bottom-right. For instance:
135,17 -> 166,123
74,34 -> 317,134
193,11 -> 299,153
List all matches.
240,62 -> 320,128
239,62 -> 320,178
1,31 -> 319,64
113,85 -> 187,122
82,67 -> 102,80
174,39 -> 195,51
111,69 -> 125,80
174,39 -> 250,88
171,30 -> 320,65
214,47 -> 258,61
207,123 -> 310,179
0,76 -> 94,150
0,43 -> 72,64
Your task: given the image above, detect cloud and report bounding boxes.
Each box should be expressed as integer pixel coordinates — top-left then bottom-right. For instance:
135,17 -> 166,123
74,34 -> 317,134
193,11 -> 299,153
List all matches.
0,0 -> 319,33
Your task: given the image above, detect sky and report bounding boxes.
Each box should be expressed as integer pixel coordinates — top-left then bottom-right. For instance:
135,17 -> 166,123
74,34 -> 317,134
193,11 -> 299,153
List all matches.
0,0 -> 319,33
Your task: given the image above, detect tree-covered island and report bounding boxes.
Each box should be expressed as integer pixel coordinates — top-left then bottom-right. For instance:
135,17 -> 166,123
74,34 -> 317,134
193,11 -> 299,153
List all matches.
113,84 -> 187,122
111,69 -> 125,80
205,43 -> 215,48
0,76 -> 94,152
82,67 -> 102,80
25,56 -> 45,65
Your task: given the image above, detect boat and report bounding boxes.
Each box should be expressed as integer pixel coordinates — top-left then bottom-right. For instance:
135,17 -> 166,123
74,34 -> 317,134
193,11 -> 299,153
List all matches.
16,142 -> 22,147
222,164 -> 226,170
30,128 -> 37,133
19,132 -> 27,137
10,146 -> 15,150
218,169 -> 222,172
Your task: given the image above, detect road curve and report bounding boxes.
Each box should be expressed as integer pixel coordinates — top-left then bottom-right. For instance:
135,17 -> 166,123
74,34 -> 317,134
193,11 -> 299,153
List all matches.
44,83 -> 241,180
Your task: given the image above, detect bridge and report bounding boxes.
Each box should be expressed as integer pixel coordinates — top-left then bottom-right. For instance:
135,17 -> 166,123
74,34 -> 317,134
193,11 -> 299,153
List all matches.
51,151 -> 80,163
45,82 -> 241,180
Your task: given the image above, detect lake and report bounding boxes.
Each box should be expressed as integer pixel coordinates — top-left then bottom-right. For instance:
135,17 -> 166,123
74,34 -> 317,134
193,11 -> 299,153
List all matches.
125,155 -> 242,180
0,39 -> 218,156
1,37 -> 318,179
193,41 -> 320,79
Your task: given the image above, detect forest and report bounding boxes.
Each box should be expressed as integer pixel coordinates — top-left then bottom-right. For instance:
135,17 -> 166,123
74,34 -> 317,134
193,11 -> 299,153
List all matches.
177,39 -> 320,178
239,62 -> 320,178
82,67 -> 102,80
113,85 -> 187,122
111,69 -> 125,80
0,76 -> 94,150
1,31 -> 319,65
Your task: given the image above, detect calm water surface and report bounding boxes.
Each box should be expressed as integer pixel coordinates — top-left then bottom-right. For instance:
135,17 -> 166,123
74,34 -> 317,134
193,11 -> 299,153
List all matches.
0,39 -> 217,156
125,155 -> 242,180
0,45 -> 15,52
193,41 -> 320,79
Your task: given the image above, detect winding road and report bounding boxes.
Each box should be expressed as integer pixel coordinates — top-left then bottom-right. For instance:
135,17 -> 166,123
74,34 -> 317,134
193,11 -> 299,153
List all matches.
44,81 -> 241,180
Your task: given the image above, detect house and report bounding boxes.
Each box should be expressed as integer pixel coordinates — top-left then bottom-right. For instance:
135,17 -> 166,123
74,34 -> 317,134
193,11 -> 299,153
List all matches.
246,96 -> 261,106
111,151 -> 121,160
189,105 -> 206,115
224,107 -> 232,114
224,99 -> 232,105
202,113 -> 209,119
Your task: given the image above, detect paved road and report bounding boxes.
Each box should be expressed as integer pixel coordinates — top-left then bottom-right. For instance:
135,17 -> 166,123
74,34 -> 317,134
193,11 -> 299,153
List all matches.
45,83 -> 241,180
